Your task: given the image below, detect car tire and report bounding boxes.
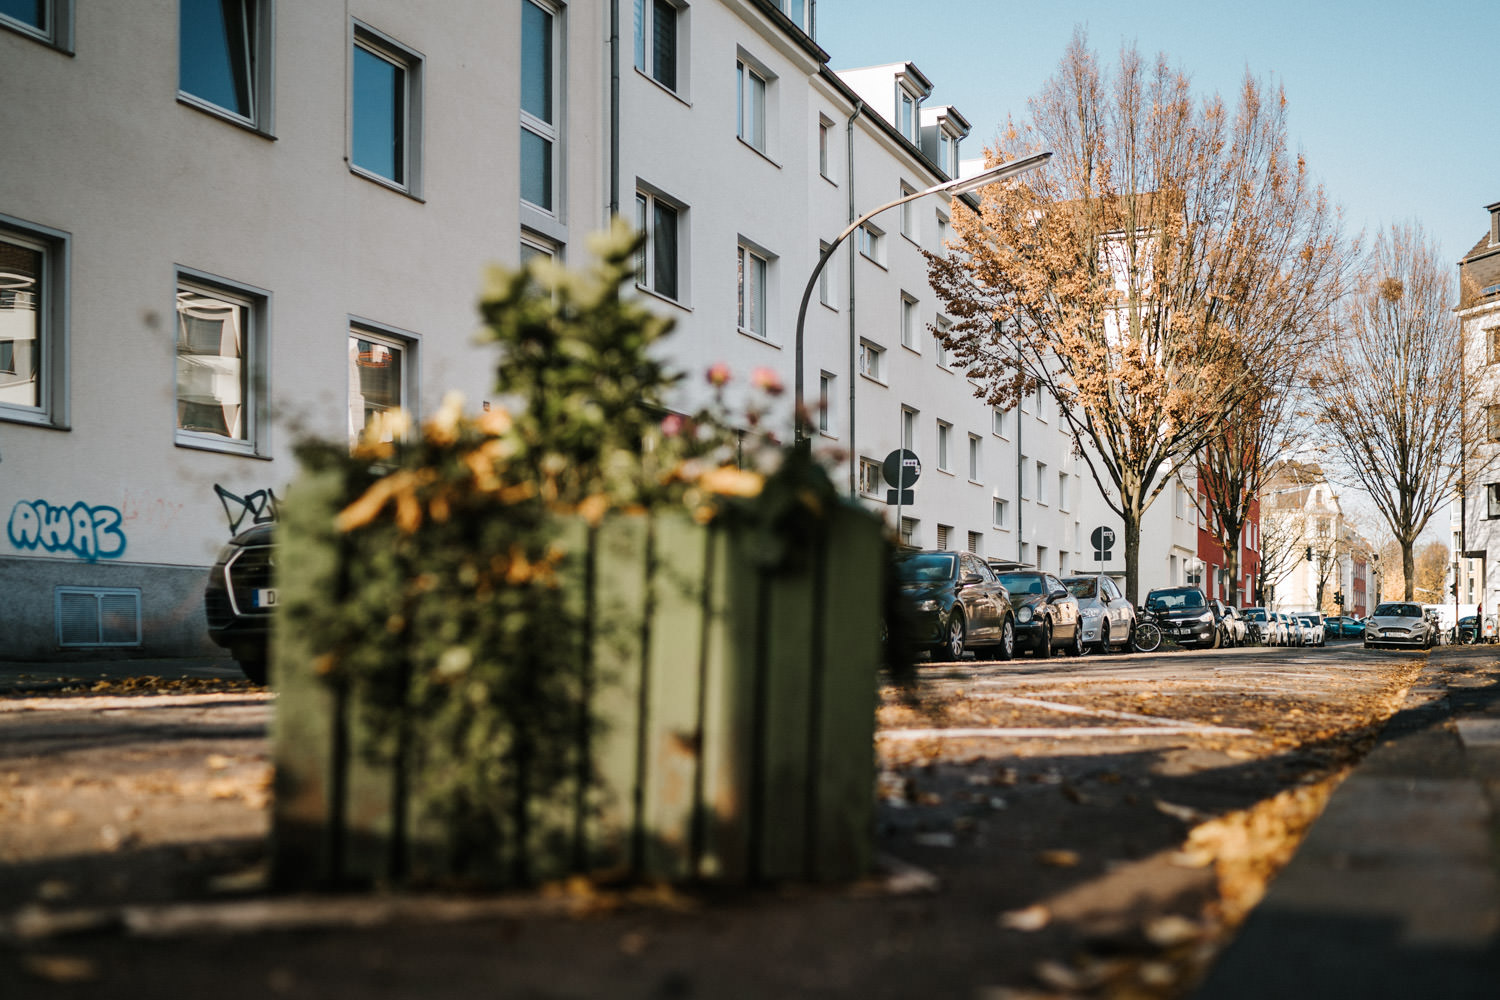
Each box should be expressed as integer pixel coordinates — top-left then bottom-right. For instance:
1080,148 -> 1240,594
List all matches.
1098,622 -> 1111,654
1035,621 -> 1052,659
995,617 -> 1015,661
935,611 -> 966,662
1210,626 -> 1223,650
238,656 -> 267,685
1067,623 -> 1085,657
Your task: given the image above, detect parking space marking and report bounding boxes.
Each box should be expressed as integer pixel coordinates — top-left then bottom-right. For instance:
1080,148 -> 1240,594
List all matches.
965,694 -> 1255,734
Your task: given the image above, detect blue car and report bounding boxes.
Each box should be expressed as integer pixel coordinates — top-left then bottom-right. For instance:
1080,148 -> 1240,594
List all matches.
1323,615 -> 1366,639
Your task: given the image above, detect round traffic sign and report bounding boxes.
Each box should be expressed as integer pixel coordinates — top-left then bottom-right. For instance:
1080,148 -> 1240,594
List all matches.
882,449 -> 921,489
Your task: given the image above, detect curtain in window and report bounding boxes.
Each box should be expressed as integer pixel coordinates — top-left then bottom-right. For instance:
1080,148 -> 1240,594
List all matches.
176,290 -> 244,439
0,239 -> 40,407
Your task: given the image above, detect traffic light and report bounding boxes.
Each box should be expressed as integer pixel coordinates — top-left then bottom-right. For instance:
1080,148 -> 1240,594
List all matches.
1305,546 -> 1312,561
1335,591 -> 1344,606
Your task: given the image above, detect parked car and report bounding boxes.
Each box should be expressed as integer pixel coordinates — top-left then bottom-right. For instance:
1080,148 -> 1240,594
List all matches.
1323,615 -> 1366,639
204,523 -> 275,683
1363,601 -> 1433,650
1217,602 -> 1248,646
1456,615 -> 1479,643
1241,607 -> 1277,644
1063,573 -> 1136,654
894,550 -> 1015,661
1296,613 -> 1326,647
995,570 -> 1084,657
1275,611 -> 1304,646
1143,586 -> 1223,649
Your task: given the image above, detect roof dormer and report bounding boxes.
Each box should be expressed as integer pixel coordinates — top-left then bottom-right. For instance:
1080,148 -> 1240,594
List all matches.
834,61 -> 933,148
921,105 -> 971,179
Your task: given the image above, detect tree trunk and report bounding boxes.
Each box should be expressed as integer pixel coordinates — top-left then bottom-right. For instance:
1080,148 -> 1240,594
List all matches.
1222,526 -> 1243,605
1123,509 -> 1143,607
1402,541 -> 1416,601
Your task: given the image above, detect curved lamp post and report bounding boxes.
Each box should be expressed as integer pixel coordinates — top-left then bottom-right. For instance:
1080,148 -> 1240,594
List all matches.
792,151 -> 1052,449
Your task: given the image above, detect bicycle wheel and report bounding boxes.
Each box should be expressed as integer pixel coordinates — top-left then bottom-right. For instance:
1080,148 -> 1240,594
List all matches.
1132,620 -> 1162,653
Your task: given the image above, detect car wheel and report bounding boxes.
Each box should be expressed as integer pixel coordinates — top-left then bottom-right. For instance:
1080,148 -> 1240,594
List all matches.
237,656 -> 267,685
935,611 -> 966,662
1035,621 -> 1052,659
1210,626 -> 1223,650
1097,622 -> 1111,654
1067,622 -> 1085,657
996,617 -> 1015,661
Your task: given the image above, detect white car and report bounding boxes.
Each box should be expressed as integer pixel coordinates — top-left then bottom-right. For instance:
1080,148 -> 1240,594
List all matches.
1217,602 -> 1248,646
1296,613 -> 1325,647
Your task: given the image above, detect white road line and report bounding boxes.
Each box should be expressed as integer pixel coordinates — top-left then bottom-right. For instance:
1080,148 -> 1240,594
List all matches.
966,695 -> 1254,734
879,726 -> 1253,740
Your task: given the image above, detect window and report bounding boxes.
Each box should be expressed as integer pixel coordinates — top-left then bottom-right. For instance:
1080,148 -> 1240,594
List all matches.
859,457 -> 882,495
0,216 -> 68,428
968,433 -> 981,481
736,59 -> 767,153
937,421 -> 951,471
858,340 -> 884,381
993,498 -> 1009,529
856,223 -> 883,263
938,133 -> 952,176
1058,472 -> 1070,511
935,316 -> 951,367
898,87 -> 917,143
521,0 -> 560,213
635,0 -> 680,91
1488,484 -> 1500,520
901,406 -> 916,449
779,0 -> 811,33
968,531 -> 982,555
520,232 -> 558,266
818,372 -> 834,434
936,524 -> 950,550
635,189 -> 682,301
1488,327 -> 1500,365
175,270 -> 268,455
348,324 -> 413,447
818,117 -> 832,179
1036,461 -> 1049,504
351,23 -> 423,194
1488,404 -> 1500,442
936,211 -> 949,250
179,0 -> 271,132
818,241 -> 835,307
900,517 -> 917,546
1,0 -> 72,50
737,241 -> 768,338
900,294 -> 918,349
1019,454 -> 1030,498
992,406 -> 1008,438
900,183 -> 916,239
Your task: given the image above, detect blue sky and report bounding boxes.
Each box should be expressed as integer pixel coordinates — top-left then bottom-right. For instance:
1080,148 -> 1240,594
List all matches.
818,0 -> 1499,269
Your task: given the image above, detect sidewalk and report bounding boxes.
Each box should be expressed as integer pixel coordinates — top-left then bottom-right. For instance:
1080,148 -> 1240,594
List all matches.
0,656 -> 245,696
1193,644 -> 1500,998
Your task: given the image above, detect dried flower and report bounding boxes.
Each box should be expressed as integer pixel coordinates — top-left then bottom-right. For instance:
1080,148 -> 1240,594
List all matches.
705,363 -> 731,387
750,367 -> 784,396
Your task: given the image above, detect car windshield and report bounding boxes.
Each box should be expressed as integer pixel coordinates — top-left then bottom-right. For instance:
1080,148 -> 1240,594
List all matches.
896,553 -> 956,583
1146,589 -> 1204,611
998,573 -> 1046,595
1064,578 -> 1097,599
1244,609 -> 1268,621
1373,603 -> 1422,618
1298,615 -> 1315,624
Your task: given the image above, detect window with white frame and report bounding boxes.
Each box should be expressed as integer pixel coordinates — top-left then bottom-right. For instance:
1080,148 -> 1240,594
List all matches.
935,315 -> 951,367
1019,454 -> 1030,498
858,339 -> 884,381
818,371 -> 834,434
778,0 -> 811,33
737,240 -> 769,338
0,216 -> 68,428
992,405 -> 1008,438
937,420 -> 951,471
968,433 -> 980,481
901,406 -> 917,449
936,524 -> 950,550
968,531 -> 982,555
348,323 -> 414,448
736,58 -> 768,153
818,116 -> 832,179
520,232 -> 558,265
993,497 -> 1009,529
900,293 -> 918,350
175,271 -> 268,455
351,22 -> 423,194
859,457 -> 882,495
936,211 -> 949,250
179,0 -> 271,131
520,0 -> 560,214
818,240 -> 835,307
900,182 -> 916,239
856,222 -> 883,263
635,0 -> 681,92
1058,471 -> 1070,511
635,189 -> 682,301
897,85 -> 918,143
1036,460 -> 1049,503
900,517 -> 917,546
1487,484 -> 1500,519
1,0 -> 71,48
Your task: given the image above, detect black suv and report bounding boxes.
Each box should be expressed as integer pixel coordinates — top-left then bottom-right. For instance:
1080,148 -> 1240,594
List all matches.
203,524 -> 274,682
1143,586 -> 1224,649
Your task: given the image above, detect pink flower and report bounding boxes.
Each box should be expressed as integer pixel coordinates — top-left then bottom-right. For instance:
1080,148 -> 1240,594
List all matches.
661,414 -> 685,437
750,367 -> 784,396
705,363 -> 732,387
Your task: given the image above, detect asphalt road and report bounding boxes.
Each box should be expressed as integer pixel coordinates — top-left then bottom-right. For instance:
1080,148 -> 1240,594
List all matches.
0,640 -> 1429,999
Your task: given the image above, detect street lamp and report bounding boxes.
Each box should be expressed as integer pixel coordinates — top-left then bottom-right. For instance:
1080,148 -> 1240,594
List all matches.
791,151 -> 1052,448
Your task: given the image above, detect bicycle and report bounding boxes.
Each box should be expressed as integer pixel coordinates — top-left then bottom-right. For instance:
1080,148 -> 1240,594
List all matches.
1131,609 -> 1163,653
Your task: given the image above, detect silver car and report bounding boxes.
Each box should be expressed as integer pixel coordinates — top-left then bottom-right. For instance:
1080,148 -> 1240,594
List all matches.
1364,601 -> 1432,650
1063,573 -> 1136,653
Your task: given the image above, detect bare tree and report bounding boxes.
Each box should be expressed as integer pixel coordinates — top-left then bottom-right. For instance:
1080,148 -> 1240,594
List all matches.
1257,501 -> 1307,606
1313,224 -> 1469,600
930,29 -> 1346,602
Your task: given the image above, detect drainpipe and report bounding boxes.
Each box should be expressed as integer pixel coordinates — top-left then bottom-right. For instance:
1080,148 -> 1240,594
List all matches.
608,0 -> 620,218
845,100 -> 863,498
1016,343 -> 1024,564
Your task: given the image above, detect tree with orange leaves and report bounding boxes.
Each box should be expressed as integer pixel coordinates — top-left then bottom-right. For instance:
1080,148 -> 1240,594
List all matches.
929,29 -> 1345,602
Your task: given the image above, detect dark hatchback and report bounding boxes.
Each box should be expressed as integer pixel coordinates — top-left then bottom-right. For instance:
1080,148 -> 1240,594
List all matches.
994,570 -> 1083,657
204,524 -> 274,683
1143,586 -> 1221,648
893,549 -> 1015,661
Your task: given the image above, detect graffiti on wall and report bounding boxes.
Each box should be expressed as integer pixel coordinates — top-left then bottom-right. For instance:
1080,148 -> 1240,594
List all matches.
215,483 -> 280,535
7,500 -> 128,562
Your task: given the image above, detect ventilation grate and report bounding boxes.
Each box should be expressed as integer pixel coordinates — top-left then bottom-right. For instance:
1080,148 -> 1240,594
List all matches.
56,587 -> 141,647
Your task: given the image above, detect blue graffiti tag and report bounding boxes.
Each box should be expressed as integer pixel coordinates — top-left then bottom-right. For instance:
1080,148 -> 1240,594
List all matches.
7,500 -> 127,562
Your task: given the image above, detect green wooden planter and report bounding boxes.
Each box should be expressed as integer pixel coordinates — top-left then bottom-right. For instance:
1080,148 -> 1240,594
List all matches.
269,468 -> 886,889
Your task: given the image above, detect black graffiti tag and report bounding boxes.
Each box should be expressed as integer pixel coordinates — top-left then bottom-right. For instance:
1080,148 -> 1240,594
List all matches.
214,483 -> 280,535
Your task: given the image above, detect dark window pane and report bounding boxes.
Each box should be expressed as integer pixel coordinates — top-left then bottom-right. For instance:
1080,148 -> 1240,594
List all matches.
520,1 -> 552,123
180,0 -> 252,118
652,202 -> 678,299
651,0 -> 676,90
0,238 -> 41,408
520,128 -> 552,209
352,45 -> 403,182
0,0 -> 45,30
632,0 -> 645,70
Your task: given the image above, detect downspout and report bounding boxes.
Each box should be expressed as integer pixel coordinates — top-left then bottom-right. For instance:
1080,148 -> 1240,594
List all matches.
1017,343 -> 1024,565
608,0 -> 620,218
845,100 -> 863,498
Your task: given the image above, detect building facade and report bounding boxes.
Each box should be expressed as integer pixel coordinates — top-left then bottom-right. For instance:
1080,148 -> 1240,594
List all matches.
1451,199 -> 1500,614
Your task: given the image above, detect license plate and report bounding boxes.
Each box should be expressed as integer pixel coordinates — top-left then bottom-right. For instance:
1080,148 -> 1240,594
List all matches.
253,588 -> 278,609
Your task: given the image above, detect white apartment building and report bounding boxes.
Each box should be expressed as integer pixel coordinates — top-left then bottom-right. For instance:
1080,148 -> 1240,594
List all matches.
1451,199 -> 1500,612
1,0 -> 1088,658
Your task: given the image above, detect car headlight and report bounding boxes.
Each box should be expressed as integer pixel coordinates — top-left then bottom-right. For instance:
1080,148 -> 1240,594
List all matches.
1080,607 -> 1102,618
1017,606 -> 1033,624
915,599 -> 940,612
1197,612 -> 1214,623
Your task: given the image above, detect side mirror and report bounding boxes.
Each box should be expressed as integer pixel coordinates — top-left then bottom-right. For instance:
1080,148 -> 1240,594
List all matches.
960,573 -> 982,587
1049,589 -> 1068,602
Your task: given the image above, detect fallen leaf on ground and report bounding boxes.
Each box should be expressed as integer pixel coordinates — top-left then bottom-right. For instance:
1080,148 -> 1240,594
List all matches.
998,904 -> 1051,931
1144,914 -> 1202,946
1037,849 -> 1079,868
22,954 -> 98,983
